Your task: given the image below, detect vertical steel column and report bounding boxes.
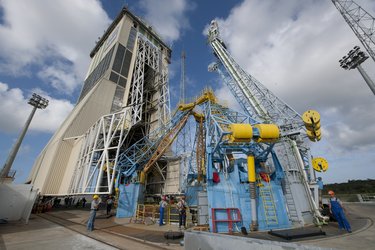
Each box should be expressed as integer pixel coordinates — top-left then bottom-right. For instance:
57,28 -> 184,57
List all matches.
357,64 -> 375,95
247,155 -> 258,231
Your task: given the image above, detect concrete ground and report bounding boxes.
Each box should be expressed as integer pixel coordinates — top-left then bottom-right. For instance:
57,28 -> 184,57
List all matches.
0,216 -> 116,250
0,203 -> 373,250
303,203 -> 375,249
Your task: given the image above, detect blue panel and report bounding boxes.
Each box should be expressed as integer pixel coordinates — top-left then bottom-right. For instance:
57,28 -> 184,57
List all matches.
186,185 -> 203,206
116,183 -> 140,218
207,155 -> 291,233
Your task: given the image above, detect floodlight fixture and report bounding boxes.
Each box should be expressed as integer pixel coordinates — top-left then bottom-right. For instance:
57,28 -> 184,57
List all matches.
1,93 -> 49,181
339,46 -> 375,95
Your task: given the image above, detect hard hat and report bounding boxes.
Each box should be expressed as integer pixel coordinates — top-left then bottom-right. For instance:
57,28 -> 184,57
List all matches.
328,190 -> 334,195
93,195 -> 99,199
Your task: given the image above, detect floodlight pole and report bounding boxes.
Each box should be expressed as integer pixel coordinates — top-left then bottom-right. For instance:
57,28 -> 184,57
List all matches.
356,64 -> 375,95
0,93 -> 49,180
339,46 -> 375,95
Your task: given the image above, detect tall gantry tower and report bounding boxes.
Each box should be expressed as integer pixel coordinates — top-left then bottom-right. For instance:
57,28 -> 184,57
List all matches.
28,8 -> 172,196
332,0 -> 375,63
207,20 -> 324,226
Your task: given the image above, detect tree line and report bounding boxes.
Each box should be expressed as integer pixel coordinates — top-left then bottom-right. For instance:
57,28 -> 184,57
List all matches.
322,179 -> 375,194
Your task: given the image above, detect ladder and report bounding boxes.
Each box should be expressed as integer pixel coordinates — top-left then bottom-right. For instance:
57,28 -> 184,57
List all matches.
131,204 -> 145,224
284,180 -> 301,225
258,174 -> 278,226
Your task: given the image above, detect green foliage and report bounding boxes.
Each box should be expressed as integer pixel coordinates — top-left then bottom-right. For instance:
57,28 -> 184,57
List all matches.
322,179 -> 375,194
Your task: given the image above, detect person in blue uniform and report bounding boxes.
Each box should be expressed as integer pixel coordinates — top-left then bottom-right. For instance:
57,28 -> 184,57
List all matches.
328,190 -> 351,233
159,196 -> 168,226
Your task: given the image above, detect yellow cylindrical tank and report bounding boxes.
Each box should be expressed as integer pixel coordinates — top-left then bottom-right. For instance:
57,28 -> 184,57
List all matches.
302,110 -> 320,130
247,155 -> 256,182
229,124 -> 253,142
254,124 -> 280,142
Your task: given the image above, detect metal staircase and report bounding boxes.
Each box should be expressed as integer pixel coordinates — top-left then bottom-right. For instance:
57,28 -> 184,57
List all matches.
283,180 -> 301,225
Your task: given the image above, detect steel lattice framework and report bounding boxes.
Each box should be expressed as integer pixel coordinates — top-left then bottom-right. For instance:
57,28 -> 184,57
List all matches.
158,70 -> 171,130
175,51 -> 193,191
69,109 -> 132,194
69,32 -> 171,195
332,0 -> 375,63
130,33 -> 170,132
207,21 -> 302,134
116,110 -> 191,179
131,34 -> 160,125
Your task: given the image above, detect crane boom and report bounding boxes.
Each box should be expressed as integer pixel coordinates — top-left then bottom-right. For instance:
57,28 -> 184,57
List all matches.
207,21 -> 302,133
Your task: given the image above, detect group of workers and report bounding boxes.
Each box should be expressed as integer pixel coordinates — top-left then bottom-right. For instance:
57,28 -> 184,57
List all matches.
159,195 -> 187,229
86,189 -> 352,233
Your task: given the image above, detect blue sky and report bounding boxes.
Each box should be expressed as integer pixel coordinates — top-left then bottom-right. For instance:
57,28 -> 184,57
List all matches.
1,0 -> 375,185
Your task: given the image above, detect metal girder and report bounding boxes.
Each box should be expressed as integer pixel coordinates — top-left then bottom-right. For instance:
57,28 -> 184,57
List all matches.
209,62 -> 257,120
196,117 -> 206,182
203,102 -> 261,157
130,34 -> 160,125
69,109 -> 132,194
332,0 -> 375,63
143,110 -> 191,174
208,21 -> 303,134
157,70 -> 171,132
117,110 -> 191,178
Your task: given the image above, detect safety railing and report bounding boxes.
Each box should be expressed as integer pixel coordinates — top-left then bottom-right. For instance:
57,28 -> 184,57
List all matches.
211,208 -> 242,234
133,203 -> 194,225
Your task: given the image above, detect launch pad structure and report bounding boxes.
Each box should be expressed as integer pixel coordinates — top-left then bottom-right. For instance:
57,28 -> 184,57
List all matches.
26,7 -> 333,234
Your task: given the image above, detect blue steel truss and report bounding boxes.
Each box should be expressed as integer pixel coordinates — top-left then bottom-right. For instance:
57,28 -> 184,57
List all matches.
117,109 -> 191,178
202,101 -> 275,171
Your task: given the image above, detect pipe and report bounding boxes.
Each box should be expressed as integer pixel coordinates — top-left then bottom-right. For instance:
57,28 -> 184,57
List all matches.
247,155 -> 258,231
290,140 -> 329,224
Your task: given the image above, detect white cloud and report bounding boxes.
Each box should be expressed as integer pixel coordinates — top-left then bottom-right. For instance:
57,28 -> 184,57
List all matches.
0,0 -> 111,94
37,63 -> 78,94
138,0 -> 195,44
0,82 -> 74,133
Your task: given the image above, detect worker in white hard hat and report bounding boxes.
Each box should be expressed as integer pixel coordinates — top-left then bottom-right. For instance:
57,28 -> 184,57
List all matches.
87,194 -> 101,231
